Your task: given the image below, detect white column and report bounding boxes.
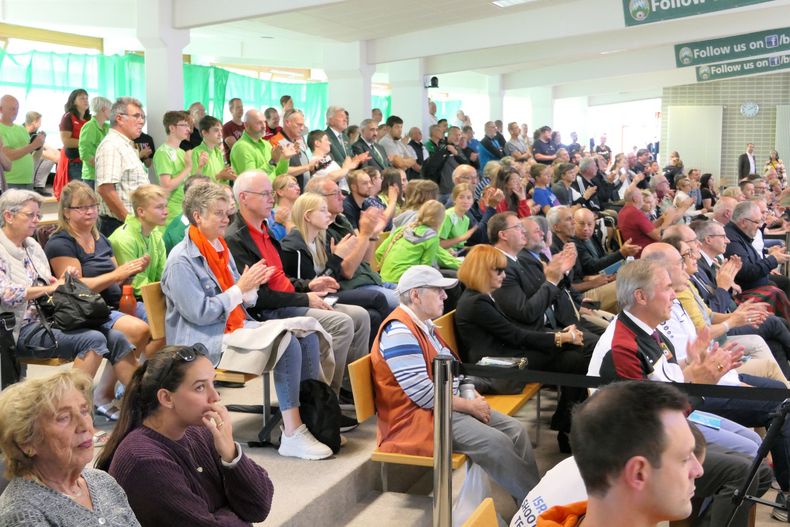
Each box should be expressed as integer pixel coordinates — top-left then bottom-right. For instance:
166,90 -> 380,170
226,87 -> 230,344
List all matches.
388,59 -> 429,135
137,0 -> 189,148
324,42 -> 373,128
487,74 -> 504,123
526,86 -> 555,129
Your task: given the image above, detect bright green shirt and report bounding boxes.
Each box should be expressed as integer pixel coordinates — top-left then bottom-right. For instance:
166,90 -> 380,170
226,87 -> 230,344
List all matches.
78,118 -> 109,181
108,214 -> 166,297
439,208 -> 471,252
153,143 -> 187,223
192,142 -> 227,185
0,123 -> 33,184
163,214 -> 189,254
376,224 -> 460,283
229,131 -> 288,182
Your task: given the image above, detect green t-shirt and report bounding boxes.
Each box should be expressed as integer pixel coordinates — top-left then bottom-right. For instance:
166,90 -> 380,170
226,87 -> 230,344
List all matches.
439,208 -> 471,252
192,142 -> 227,185
153,143 -> 187,223
0,123 -> 33,185
229,131 -> 288,182
108,214 -> 166,297
78,118 -> 109,181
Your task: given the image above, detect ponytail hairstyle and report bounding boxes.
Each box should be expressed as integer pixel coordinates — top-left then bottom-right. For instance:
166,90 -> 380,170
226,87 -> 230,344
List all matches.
95,345 -> 207,471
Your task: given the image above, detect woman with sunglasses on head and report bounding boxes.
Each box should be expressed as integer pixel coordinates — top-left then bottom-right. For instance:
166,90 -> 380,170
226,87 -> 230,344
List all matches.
454,244 -> 582,395
96,345 -> 273,526
161,182 -> 334,461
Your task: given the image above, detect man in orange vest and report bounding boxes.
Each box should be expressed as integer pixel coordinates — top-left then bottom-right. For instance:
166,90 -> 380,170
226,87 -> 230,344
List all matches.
371,265 -> 539,504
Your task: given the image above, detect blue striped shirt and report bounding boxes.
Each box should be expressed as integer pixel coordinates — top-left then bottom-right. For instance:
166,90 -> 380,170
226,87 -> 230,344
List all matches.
378,308 -> 460,409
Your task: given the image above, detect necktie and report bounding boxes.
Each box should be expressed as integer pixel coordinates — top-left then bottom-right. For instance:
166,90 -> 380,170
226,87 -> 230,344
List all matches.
371,144 -> 384,166
650,330 -> 662,346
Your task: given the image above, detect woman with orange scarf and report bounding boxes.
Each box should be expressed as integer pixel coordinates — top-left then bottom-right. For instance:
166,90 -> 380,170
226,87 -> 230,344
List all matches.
162,182 -> 334,460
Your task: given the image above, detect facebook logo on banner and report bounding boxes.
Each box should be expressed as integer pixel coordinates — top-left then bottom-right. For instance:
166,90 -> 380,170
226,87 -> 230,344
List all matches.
770,56 -> 780,67
766,35 -> 779,48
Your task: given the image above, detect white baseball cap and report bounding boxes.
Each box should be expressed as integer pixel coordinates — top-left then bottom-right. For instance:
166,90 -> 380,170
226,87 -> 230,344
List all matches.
395,265 -> 458,294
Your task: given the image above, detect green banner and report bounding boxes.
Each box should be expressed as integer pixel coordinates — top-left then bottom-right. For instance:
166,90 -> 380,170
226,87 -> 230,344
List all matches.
676,27 -> 790,67
696,52 -> 790,82
623,0 -> 772,27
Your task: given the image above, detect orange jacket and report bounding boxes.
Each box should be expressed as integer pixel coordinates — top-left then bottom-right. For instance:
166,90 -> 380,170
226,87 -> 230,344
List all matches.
536,501 -> 588,527
370,306 -> 457,456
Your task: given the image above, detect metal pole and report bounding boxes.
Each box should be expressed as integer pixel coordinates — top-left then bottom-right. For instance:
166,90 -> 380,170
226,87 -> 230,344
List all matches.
433,356 -> 453,527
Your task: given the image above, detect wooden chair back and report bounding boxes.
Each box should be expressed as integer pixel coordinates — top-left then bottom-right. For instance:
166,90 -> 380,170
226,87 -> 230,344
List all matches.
140,282 -> 166,340
348,355 -> 376,423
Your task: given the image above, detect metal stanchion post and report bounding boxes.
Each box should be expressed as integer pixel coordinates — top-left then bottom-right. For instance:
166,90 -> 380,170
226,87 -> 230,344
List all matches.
433,356 -> 454,527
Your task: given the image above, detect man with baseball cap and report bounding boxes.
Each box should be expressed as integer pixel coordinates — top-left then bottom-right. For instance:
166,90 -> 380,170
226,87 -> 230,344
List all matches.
371,265 -> 539,504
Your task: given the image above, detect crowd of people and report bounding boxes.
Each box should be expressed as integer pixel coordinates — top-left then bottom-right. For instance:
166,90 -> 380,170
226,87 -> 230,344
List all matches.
0,87 -> 789,526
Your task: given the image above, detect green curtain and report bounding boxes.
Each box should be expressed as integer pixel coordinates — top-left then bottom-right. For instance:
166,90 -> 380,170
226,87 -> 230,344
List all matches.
371,95 -> 391,120
0,49 -> 330,134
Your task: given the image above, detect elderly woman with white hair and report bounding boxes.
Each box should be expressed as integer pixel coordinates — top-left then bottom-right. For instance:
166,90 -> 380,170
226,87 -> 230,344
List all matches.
0,369 -> 140,526
77,95 -> 112,189
0,189 -> 138,385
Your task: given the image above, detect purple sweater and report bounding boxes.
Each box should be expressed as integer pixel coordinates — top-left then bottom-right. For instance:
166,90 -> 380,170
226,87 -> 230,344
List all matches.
108,426 -> 273,526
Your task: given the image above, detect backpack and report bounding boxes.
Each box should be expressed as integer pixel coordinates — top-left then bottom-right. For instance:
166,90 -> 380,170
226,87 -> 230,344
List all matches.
0,312 -> 19,389
298,379 -> 342,454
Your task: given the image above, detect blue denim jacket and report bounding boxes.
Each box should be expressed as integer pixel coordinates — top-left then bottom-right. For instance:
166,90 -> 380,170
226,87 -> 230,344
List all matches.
161,235 -> 250,365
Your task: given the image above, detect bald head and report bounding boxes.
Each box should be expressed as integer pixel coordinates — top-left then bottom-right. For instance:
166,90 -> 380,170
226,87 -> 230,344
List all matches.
0,95 -> 19,124
573,207 -> 597,240
713,196 -> 737,224
242,109 -> 265,140
662,224 -> 693,241
641,242 -> 678,260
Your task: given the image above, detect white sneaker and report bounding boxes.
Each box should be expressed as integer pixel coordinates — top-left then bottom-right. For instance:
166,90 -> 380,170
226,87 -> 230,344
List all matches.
278,425 -> 333,460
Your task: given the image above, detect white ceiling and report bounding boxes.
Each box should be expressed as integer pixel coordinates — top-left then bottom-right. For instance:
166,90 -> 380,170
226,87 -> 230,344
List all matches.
3,0 -> 790,97
256,0 -> 553,42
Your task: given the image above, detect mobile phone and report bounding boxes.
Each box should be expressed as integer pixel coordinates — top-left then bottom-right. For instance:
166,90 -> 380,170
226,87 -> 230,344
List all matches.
324,295 -> 339,307
581,300 -> 601,310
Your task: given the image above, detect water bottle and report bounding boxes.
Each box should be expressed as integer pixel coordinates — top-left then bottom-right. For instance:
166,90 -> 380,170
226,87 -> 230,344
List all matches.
459,383 -> 476,400
119,284 -> 138,316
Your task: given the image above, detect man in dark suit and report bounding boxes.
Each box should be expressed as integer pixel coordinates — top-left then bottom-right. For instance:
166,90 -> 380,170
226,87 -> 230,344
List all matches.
738,143 -> 756,181
691,219 -> 790,378
325,105 -> 351,165
488,212 -> 594,451
573,208 -> 640,276
351,118 -> 390,172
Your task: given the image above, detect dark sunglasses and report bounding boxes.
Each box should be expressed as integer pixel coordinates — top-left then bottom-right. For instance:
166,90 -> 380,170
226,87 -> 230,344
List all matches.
494,267 -> 506,274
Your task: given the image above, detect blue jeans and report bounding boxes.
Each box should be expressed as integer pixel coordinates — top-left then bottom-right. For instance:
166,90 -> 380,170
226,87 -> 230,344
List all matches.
17,320 -> 134,365
273,333 -> 321,411
698,373 -> 790,491
357,283 -> 399,311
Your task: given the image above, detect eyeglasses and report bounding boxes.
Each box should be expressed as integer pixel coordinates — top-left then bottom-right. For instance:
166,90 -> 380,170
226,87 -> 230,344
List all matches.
67,204 -> 98,213
175,123 -> 191,128
15,210 -> 42,220
244,190 -> 273,199
501,224 -> 525,233
321,190 -> 343,198
743,218 -> 762,225
681,251 -> 695,260
120,112 -> 145,122
493,267 -> 506,274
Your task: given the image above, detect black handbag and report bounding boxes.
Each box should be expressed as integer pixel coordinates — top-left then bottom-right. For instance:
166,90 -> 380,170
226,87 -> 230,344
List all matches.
39,274 -> 111,331
0,312 -> 19,389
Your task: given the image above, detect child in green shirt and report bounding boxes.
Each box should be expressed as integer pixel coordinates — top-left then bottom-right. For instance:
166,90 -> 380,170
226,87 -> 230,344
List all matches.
153,111 -> 193,223
439,183 -> 478,255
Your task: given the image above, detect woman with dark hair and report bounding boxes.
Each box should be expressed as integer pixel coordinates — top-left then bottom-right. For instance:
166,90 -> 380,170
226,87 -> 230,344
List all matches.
59,89 -> 91,183
96,345 -> 274,526
551,162 -> 583,207
699,173 -> 718,211
494,167 -> 533,218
